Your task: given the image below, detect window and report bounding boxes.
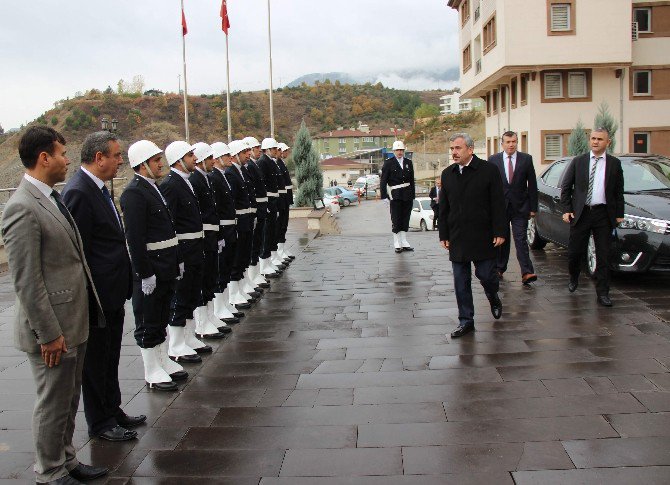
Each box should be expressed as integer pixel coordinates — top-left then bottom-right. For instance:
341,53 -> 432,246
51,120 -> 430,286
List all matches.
547,0 -> 575,35
521,132 -> 528,152
568,72 -> 587,98
520,74 -> 528,105
363,137 -> 373,143
338,138 -> 346,144
412,199 -> 421,210
485,93 -> 491,116
634,70 -> 651,95
463,44 -> 472,73
542,160 -> 567,187
634,7 -> 651,33
460,0 -> 470,26
339,146 -> 346,153
633,132 -> 650,153
492,89 -> 499,114
544,134 -> 563,160
544,73 -> 563,98
511,77 -> 518,108
501,86 -> 507,112
483,13 -> 497,53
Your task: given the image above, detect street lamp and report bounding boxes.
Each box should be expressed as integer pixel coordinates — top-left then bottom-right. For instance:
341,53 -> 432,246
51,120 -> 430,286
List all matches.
100,117 -> 120,201
420,130 -> 427,170
443,129 -> 451,165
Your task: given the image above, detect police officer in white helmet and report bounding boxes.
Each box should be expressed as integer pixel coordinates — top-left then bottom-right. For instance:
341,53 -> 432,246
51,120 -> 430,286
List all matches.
380,140 -> 415,253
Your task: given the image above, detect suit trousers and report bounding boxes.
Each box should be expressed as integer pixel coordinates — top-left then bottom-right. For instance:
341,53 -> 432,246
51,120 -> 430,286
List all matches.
251,210 -> 266,265
217,231 -> 236,292
231,229 -> 252,281
277,203 -> 289,244
82,307 -> 124,436
132,280 -> 175,348
389,199 -> 412,233
452,258 -> 499,327
28,342 -> 86,483
432,206 -> 439,229
202,249 -> 218,303
568,205 -> 612,296
497,213 -> 534,275
170,255 -> 204,326
262,205 -> 279,257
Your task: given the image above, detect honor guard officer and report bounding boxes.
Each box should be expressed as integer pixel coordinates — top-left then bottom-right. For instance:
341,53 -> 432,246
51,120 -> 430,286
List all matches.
161,141 -> 218,365
191,142 -> 232,337
121,140 -> 184,391
243,136 -> 273,289
276,142 -> 295,262
380,140 -> 416,253
258,138 -> 286,275
225,140 -> 257,308
209,142 -> 245,320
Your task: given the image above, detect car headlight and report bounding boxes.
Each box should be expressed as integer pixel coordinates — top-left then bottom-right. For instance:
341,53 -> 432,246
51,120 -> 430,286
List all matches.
618,214 -> 669,234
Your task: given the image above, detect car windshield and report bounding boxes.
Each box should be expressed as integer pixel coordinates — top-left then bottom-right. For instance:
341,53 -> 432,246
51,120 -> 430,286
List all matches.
323,188 -> 336,196
420,200 -> 432,210
622,158 -> 670,191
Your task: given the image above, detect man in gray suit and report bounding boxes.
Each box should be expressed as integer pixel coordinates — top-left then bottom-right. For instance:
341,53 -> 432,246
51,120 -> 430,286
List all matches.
1,126 -> 108,484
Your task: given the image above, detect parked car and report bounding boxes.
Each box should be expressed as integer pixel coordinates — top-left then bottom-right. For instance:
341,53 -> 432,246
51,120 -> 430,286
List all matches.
529,154 -> 670,274
409,197 -> 436,231
324,186 -> 359,207
322,192 -> 340,215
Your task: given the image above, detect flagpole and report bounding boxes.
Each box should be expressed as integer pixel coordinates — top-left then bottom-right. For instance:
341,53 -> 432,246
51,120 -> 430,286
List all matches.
267,0 -> 275,138
225,34 -> 232,143
181,0 -> 190,142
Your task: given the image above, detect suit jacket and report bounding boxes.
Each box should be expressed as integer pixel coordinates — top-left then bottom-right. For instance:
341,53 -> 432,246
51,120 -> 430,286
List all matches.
62,168 -> 132,313
560,153 -> 625,227
209,167 -> 237,242
189,169 -> 219,252
1,179 -> 104,353
120,175 -> 180,281
257,154 -> 282,210
246,159 -> 268,220
438,156 -> 507,262
380,156 -> 415,201
277,157 -> 293,205
489,151 -> 538,216
428,186 -> 439,209
225,164 -> 254,232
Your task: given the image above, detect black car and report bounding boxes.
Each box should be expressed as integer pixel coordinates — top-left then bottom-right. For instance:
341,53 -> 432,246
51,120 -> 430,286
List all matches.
528,154 -> 670,274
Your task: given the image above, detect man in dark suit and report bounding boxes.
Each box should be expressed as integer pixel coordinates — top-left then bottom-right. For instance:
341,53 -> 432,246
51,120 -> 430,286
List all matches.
439,133 -> 506,338
380,140 -> 415,252
62,132 -> 144,442
2,126 -> 108,484
560,127 -> 625,307
428,177 -> 441,230
488,131 -> 539,284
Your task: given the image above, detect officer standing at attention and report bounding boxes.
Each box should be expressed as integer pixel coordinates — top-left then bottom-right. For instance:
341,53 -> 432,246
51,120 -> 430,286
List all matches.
258,138 -> 287,274
276,142 -> 295,262
380,140 -> 415,253
121,140 -> 185,391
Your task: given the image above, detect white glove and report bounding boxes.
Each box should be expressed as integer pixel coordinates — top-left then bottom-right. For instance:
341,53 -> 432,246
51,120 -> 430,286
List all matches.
141,275 -> 157,295
177,262 -> 185,280
383,198 -> 390,206
217,239 -> 226,253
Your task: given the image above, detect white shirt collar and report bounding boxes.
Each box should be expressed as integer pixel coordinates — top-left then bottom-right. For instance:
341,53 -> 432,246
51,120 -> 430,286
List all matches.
171,167 -> 191,180
137,173 -> 156,185
80,166 -> 105,189
195,167 -> 208,177
503,151 -> 517,162
590,151 -> 606,160
24,173 -> 54,200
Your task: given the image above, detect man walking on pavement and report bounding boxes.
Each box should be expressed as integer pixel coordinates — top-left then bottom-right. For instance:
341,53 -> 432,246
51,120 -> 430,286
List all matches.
429,177 -> 441,230
488,131 -> 539,285
380,140 -> 415,253
439,133 -> 506,338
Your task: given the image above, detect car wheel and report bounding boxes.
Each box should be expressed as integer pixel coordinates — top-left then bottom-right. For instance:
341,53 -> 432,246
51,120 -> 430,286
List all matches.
420,219 -> 428,231
527,217 -> 547,250
342,198 -> 351,207
586,234 -> 597,278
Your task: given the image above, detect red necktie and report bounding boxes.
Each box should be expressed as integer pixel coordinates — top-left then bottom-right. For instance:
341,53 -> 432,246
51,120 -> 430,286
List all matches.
508,155 -> 514,184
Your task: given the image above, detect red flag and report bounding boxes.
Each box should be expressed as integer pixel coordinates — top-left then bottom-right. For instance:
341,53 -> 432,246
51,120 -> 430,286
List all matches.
181,7 -> 188,36
221,0 -> 231,34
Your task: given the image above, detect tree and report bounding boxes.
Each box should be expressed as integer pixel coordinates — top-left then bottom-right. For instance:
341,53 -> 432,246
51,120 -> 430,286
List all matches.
414,103 -> 440,119
293,121 -> 323,207
593,101 -> 618,153
567,119 -> 589,156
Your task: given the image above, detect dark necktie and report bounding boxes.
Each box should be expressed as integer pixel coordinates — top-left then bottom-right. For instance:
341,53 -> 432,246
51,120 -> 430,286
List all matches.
101,185 -> 121,227
507,155 -> 514,184
586,157 -> 600,205
51,190 -> 76,231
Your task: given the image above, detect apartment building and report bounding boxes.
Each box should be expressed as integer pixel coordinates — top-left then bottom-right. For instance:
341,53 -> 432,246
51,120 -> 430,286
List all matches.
439,92 -> 485,115
448,0 -> 670,167
313,126 -> 405,159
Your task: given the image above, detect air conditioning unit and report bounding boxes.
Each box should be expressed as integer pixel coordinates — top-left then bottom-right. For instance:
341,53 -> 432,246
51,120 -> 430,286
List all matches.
632,21 -> 639,41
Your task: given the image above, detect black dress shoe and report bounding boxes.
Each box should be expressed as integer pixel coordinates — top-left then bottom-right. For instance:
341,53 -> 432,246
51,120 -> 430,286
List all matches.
258,282 -> 271,288
597,295 -> 613,307
222,316 -> 240,324
69,463 -> 109,481
170,370 -> 188,380
193,344 -> 213,353
147,380 -> 178,391
235,302 -> 252,309
402,246 -> 414,252
394,247 -> 403,253
254,287 -> 264,294
171,353 -> 202,363
265,272 -> 280,278
116,413 -> 147,428
197,331 -> 225,340
568,279 -> 579,293
233,311 -> 245,318
246,291 -> 261,298
217,325 -> 233,333
450,325 -> 475,338
95,425 -> 137,442
48,476 -> 84,484
489,294 -> 503,319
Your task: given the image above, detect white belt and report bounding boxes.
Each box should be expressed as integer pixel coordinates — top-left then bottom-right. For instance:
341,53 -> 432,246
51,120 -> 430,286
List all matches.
220,219 -> 236,226
203,224 -> 218,231
285,185 -> 293,190
387,182 -> 410,201
250,207 -> 257,213
255,197 -> 268,203
177,231 -> 204,240
236,208 -> 252,215
278,189 -> 287,194
146,237 -> 178,251
267,192 -> 279,197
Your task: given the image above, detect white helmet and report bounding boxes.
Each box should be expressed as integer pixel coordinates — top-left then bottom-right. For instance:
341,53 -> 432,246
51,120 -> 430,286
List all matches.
192,142 -> 214,162
165,140 -> 195,166
243,136 -> 260,148
211,142 -> 231,159
128,140 -> 162,168
278,143 -> 290,152
261,137 -> 279,150
392,140 -> 406,151
228,140 -> 249,156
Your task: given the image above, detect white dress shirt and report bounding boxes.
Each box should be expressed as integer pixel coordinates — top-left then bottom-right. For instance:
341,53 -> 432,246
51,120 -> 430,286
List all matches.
396,157 -> 404,170
170,167 -> 195,195
458,157 -> 473,174
503,151 -> 517,183
81,167 -> 121,225
24,174 -> 58,208
137,174 -> 167,205
588,151 -> 607,205
195,167 -> 211,187
215,166 -> 232,190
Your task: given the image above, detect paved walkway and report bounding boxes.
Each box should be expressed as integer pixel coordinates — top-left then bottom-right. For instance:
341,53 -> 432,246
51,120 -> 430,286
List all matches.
1,201 -> 670,484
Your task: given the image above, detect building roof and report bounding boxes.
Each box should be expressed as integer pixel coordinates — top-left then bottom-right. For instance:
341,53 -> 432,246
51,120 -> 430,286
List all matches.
314,128 -> 405,139
320,157 -> 368,168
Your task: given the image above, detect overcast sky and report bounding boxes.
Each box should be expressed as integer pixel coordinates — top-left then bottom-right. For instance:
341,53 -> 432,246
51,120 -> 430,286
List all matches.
0,1 -> 459,130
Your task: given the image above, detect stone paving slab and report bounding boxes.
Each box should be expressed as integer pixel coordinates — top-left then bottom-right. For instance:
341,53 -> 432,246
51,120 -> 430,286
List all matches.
1,203 -> 670,483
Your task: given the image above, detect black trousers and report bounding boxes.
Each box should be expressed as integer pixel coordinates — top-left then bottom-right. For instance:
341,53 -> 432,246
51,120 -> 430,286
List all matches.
251,208 -> 267,265
452,257 -> 499,328
231,229 -> 252,281
216,229 -> 237,291
432,205 -> 439,229
497,212 -> 534,275
277,201 -> 289,244
170,254 -> 204,326
202,249 -> 218,303
390,199 -> 412,233
568,205 -> 612,296
262,203 -> 278,257
132,280 -> 175,348
82,306 -> 125,435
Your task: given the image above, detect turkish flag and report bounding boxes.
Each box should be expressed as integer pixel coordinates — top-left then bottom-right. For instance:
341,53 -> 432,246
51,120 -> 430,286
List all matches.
182,7 -> 188,36
221,0 -> 231,34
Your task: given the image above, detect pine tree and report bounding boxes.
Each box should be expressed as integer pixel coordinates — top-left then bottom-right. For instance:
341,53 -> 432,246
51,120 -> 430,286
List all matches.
567,119 -> 589,156
293,121 -> 323,207
593,102 -> 618,153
